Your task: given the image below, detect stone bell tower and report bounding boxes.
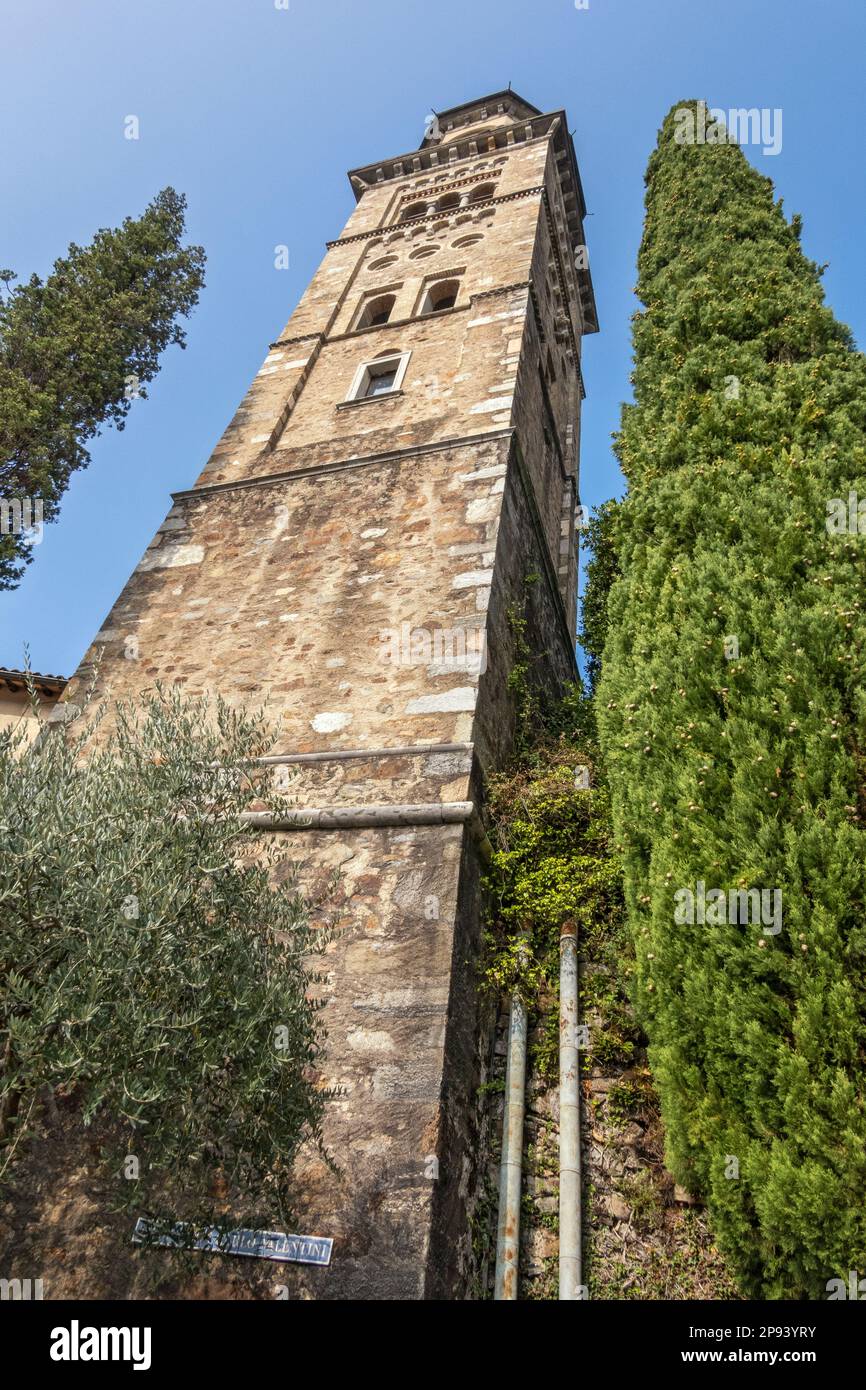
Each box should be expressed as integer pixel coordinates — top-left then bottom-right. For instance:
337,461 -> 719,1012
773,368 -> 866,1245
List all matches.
62,89 -> 597,1298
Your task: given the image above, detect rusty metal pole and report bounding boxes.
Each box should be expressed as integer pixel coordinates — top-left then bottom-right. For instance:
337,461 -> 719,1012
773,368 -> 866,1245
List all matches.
494,933 -> 529,1300
559,918 -> 582,1299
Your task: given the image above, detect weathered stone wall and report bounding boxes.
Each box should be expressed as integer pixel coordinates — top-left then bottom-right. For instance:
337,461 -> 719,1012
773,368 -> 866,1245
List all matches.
270,818 -> 472,1300
476,438 -> 579,771
74,435 -> 511,759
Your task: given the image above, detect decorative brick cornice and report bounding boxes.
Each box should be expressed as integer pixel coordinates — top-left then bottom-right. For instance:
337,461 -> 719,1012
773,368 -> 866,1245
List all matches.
347,110 -> 555,195
267,330 -> 324,352
326,186 -> 545,249
472,281 -> 531,301
395,168 -> 503,207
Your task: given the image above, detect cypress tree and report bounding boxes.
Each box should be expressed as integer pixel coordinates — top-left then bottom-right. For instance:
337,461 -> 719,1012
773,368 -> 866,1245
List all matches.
597,101 -> 866,1296
0,188 -> 205,588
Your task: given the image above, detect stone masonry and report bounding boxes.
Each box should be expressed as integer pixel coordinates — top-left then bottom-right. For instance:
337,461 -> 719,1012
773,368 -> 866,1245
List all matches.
55,90 -> 598,1299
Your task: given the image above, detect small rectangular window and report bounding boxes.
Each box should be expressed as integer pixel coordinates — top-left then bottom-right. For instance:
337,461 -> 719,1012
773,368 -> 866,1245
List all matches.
344,350 -> 411,405
365,366 -> 397,397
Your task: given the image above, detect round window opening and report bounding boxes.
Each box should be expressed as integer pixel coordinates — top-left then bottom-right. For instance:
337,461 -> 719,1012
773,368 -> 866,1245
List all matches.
368,254 -> 398,272
452,234 -> 484,249
410,245 -> 440,260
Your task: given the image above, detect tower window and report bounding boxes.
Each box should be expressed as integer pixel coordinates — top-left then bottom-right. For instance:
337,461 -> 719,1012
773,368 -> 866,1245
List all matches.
436,192 -> 460,213
401,202 -> 427,221
354,293 -> 397,330
469,182 -> 496,203
344,350 -> 412,405
365,365 -> 397,396
419,279 -> 460,315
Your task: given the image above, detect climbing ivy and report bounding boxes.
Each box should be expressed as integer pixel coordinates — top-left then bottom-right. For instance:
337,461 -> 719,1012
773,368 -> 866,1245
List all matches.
482,691 -> 624,1079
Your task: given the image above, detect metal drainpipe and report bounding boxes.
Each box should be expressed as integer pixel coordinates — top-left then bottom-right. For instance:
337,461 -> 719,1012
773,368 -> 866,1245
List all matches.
559,918 -> 582,1299
494,932 -> 530,1300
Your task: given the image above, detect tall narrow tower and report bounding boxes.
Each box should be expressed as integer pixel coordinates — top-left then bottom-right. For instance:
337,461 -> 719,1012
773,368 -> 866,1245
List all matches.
64,90 -> 597,1298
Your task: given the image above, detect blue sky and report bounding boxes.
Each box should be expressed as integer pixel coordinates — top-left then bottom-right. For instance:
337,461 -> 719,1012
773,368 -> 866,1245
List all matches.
2,0 -> 863,677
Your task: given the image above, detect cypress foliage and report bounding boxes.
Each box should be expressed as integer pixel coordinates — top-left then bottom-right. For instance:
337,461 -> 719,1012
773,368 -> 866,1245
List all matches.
597,101 -> 866,1296
0,188 -> 205,588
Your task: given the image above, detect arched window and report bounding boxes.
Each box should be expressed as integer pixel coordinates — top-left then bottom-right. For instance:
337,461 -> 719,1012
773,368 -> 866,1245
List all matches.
469,182 -> 496,203
420,279 -> 460,315
402,202 -> 426,221
436,192 -> 460,213
355,294 -> 397,330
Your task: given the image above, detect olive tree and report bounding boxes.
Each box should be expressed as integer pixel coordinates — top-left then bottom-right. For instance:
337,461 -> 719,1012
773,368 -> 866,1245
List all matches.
0,679 -> 327,1234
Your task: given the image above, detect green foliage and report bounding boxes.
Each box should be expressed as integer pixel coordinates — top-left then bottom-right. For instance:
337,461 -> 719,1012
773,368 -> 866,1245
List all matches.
597,101 -> 866,1295
0,680 -> 327,1233
483,729 -> 623,1078
620,1169 -> 664,1233
504,601 -> 537,759
0,188 -> 205,587
606,1077 -> 653,1126
579,499 -> 622,694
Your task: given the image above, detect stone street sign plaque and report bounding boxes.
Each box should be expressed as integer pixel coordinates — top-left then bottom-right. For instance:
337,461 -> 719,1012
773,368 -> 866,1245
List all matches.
132,1217 -> 333,1266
